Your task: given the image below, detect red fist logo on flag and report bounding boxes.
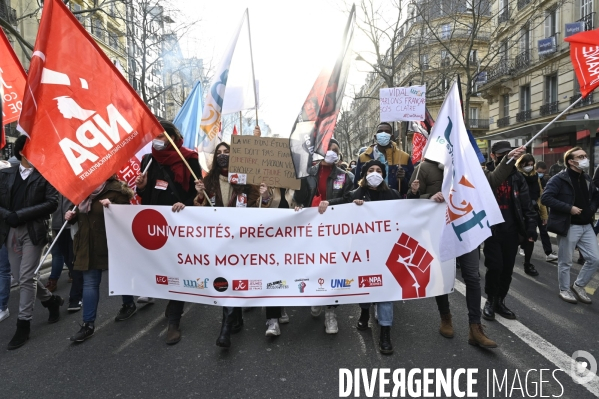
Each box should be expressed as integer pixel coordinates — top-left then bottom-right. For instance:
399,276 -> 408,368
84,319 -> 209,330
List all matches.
386,233 -> 434,299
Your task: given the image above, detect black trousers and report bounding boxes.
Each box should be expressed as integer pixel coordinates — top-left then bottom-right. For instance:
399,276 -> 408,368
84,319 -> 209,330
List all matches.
265,307 -> 282,319
483,232 -> 519,298
166,300 -> 185,323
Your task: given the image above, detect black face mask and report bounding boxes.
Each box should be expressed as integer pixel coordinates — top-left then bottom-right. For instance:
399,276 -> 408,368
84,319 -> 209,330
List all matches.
494,155 -> 505,166
216,154 -> 229,168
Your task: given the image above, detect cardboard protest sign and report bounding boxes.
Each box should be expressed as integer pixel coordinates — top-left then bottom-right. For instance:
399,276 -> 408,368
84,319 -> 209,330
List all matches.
229,135 -> 301,190
379,85 -> 426,122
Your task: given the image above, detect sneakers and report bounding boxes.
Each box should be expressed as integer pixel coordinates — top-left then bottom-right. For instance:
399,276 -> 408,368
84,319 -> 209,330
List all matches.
0,308 -> 9,322
114,303 -> 137,321
324,308 -> 338,334
311,306 -> 322,318
137,297 -> 155,304
265,318 -> 281,336
571,284 -> 592,304
70,323 -> 95,343
67,301 -> 82,313
545,252 -> 558,262
524,263 -> 539,276
559,290 -> 577,304
279,308 -> 290,324
519,248 -> 525,257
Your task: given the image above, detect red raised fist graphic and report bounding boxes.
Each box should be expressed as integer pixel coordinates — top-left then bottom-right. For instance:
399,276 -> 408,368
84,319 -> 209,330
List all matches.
386,233 -> 434,299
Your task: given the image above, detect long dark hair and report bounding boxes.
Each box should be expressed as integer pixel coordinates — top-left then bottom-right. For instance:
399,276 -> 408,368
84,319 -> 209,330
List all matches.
203,142 -> 260,207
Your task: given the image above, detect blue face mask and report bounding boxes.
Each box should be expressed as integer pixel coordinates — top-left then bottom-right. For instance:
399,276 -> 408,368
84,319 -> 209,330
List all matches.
538,173 -> 544,178
376,132 -> 391,146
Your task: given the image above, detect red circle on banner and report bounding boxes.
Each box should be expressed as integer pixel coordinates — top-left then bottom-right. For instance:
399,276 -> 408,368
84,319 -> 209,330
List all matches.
131,209 -> 169,250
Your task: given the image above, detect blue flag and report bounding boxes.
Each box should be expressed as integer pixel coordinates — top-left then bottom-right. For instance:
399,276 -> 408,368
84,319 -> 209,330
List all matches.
466,129 -> 485,163
174,81 -> 204,149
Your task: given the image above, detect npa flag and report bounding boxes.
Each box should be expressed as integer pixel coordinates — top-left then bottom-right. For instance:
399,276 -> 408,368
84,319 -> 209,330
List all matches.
422,81 -> 503,261
408,108 -> 434,164
174,81 -> 203,149
17,0 -> 163,204
289,5 -> 355,178
565,28 -> 599,97
0,29 -> 27,149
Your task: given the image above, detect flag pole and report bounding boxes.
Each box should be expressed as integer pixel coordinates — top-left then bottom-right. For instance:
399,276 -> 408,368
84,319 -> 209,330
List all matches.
162,132 -> 213,206
507,95 -> 584,164
34,206 -> 77,276
246,9 -> 259,125
239,111 -> 243,135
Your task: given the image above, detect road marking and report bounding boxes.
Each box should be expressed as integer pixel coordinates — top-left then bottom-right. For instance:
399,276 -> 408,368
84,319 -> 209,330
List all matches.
454,279 -> 599,397
113,312 -> 166,354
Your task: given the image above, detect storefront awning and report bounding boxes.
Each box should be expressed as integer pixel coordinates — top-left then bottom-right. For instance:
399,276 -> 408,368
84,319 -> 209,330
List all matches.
482,119 -> 599,141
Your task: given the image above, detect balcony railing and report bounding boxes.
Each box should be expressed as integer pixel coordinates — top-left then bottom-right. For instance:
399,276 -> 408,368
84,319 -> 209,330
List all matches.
498,9 -> 510,23
487,60 -> 512,82
516,109 -> 532,122
571,93 -> 594,107
497,116 -> 510,128
578,12 -> 595,31
468,119 -> 490,129
518,0 -> 531,10
540,101 -> 559,116
514,51 -> 531,71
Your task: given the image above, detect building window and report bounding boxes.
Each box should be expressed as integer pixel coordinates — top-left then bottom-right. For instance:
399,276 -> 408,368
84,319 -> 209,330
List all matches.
441,78 -> 449,91
520,25 -> 530,53
502,94 -> 510,117
520,85 -> 531,111
420,54 -> 428,69
500,40 -> 508,61
545,74 -> 558,103
92,19 -> 104,41
469,49 -> 478,64
469,107 -> 479,121
108,31 -> 119,50
581,0 -> 593,19
545,8 -> 557,37
441,24 -> 451,39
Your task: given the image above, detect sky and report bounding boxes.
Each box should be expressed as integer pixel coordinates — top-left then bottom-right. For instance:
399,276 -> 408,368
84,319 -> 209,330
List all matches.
173,0 -> 375,137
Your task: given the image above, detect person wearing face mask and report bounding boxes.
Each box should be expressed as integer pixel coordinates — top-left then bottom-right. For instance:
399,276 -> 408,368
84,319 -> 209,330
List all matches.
193,141 -> 269,348
135,119 -> 202,345
541,147 -> 599,305
482,141 -> 538,323
515,154 -> 556,274
407,144 -> 525,349
0,135 -> 62,350
354,122 -> 414,196
294,138 -> 352,333
536,161 -> 550,189
319,159 -> 401,354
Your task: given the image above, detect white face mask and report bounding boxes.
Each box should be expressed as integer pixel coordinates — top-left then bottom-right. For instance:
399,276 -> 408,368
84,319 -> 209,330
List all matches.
577,158 -> 590,172
366,172 -> 384,187
152,139 -> 167,151
522,166 -> 534,173
324,151 -> 339,164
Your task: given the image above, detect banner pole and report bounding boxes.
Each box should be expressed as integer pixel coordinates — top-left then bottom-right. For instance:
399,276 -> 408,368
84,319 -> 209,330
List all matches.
246,9 -> 259,125
34,205 -> 77,276
507,95 -> 584,164
162,132 -> 213,207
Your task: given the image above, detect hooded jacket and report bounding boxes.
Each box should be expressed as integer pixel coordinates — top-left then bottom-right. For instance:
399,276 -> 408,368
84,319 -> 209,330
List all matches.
541,169 -> 599,236
355,142 -> 413,195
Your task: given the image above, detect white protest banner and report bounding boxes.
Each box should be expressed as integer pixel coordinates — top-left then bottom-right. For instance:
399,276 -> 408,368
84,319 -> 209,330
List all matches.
106,200 -> 455,307
379,85 -> 426,122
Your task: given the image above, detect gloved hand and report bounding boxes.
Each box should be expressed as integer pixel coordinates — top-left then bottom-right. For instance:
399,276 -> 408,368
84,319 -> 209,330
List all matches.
396,166 -> 406,179
5,212 -> 20,228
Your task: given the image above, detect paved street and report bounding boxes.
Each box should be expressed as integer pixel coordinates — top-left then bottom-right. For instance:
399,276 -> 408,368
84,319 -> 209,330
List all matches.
1,243 -> 598,399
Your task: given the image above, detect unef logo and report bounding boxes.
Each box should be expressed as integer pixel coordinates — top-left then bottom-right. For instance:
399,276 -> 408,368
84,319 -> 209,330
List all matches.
183,278 -> 209,289
331,279 -> 353,289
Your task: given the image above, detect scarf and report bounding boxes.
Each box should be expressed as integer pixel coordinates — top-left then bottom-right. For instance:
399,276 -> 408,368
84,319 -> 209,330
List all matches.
151,138 -> 199,192
79,182 -> 107,214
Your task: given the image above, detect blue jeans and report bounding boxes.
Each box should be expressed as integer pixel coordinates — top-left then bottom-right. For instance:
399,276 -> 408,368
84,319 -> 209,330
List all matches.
359,302 -> 393,326
556,224 -> 599,291
82,269 -> 103,324
0,245 -> 10,311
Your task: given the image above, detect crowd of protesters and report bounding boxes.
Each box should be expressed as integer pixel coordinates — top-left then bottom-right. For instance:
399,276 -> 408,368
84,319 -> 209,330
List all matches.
0,119 -> 597,356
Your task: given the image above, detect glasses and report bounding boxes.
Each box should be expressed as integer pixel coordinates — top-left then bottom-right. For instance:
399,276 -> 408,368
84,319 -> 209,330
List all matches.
573,154 -> 588,160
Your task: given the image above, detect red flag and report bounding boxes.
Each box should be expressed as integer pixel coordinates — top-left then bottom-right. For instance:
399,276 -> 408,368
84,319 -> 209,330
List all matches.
0,29 -> 27,149
18,0 -> 163,204
232,125 -> 239,135
565,29 -> 599,97
409,108 -> 435,164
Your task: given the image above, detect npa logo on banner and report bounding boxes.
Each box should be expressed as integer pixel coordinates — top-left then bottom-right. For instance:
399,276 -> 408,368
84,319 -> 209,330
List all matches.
423,81 -> 503,262
18,0 -> 163,205
106,201 -> 455,307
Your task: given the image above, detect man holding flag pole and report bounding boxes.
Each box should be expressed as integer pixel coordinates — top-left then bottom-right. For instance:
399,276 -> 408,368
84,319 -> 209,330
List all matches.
410,79 -> 526,348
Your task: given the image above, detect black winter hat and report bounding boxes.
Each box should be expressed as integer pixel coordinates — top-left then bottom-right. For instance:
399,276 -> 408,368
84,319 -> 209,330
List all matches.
361,159 -> 386,179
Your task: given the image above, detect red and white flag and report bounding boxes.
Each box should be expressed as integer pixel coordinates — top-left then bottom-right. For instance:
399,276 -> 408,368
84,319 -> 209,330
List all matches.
565,28 -> 599,97
18,0 -> 163,204
0,29 -> 27,149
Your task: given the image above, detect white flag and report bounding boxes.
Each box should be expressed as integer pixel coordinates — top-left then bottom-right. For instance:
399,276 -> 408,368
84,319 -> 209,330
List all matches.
423,81 -> 503,262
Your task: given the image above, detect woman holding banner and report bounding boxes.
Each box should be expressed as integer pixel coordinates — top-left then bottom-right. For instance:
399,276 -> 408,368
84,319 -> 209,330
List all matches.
66,176 -> 134,343
193,141 -> 268,349
134,119 -> 201,346
320,159 -> 401,354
